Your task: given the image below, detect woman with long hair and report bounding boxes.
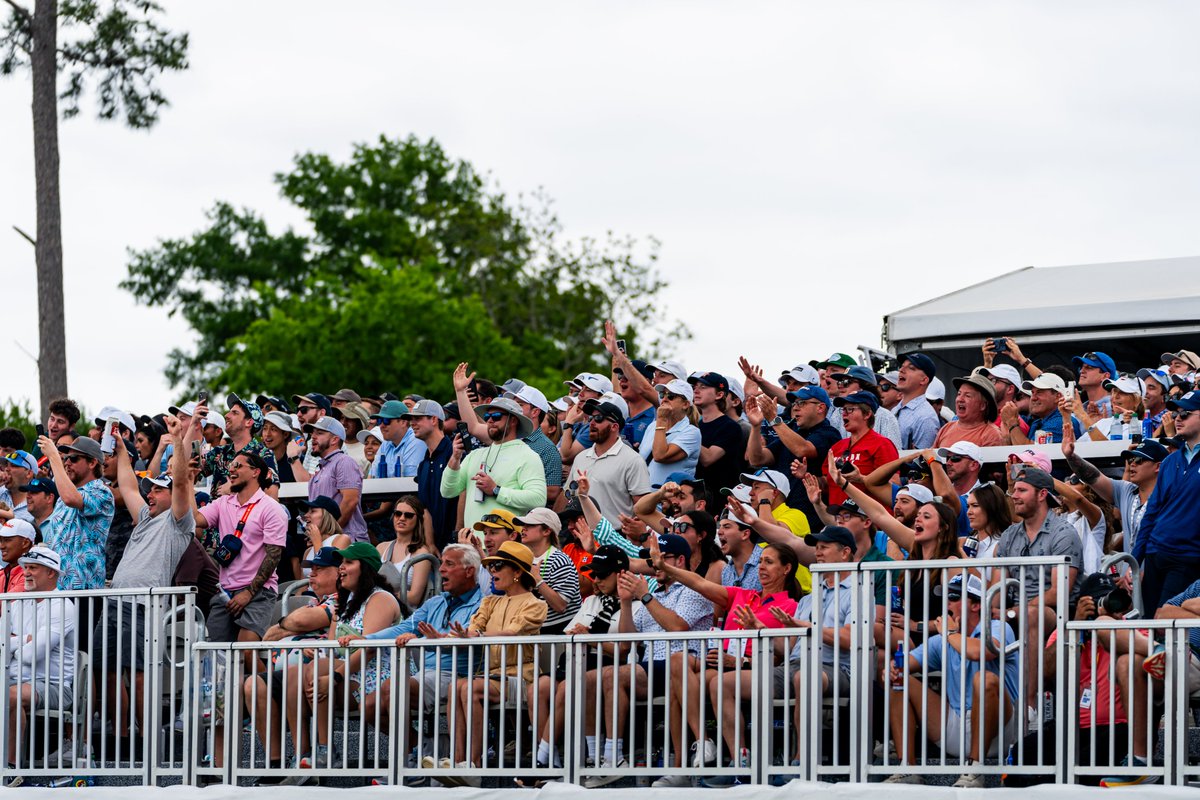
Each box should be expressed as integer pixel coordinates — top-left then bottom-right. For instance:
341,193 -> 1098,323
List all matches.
375,494 -> 436,609
646,539 -> 802,781
964,483 -> 1013,583
282,544 -> 399,783
667,509 -> 726,584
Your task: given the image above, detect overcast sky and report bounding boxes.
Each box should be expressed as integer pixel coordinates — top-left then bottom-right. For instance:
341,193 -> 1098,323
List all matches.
4,1 -> 1200,417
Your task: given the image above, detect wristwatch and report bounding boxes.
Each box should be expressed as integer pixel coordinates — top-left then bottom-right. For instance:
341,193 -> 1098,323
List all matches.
758,499 -> 772,506
287,455 -> 300,464
641,592 -> 654,605
768,416 -> 784,427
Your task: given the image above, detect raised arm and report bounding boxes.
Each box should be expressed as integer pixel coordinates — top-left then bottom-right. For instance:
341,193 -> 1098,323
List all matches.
113,430 -> 147,518
1059,415 -> 1114,503
645,534 -> 731,613
838,470 -> 916,552
169,415 -> 194,519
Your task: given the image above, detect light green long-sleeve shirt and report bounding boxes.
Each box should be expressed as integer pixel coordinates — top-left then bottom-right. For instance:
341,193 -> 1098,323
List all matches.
439,439 -> 548,528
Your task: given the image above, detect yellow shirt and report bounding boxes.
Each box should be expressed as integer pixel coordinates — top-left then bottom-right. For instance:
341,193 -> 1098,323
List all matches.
758,502 -> 813,594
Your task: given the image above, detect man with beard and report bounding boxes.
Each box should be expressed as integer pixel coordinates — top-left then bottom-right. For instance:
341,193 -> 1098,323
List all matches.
404,400 -> 456,549
35,434 -> 114,589
304,416 -> 367,541
201,394 -> 278,497
567,394 -> 651,525
440,397 -> 547,528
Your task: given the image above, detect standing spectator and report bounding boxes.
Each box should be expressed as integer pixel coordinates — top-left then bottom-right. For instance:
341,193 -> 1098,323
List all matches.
403,400 -> 456,549
1132,390 -> 1200,612
506,386 -> 564,506
877,371 -> 902,412
261,410 -> 309,483
827,366 -> 902,447
329,387 -> 361,411
101,413 -> 195,750
4,545 -> 75,776
823,392 -> 900,506
0,518 -> 35,592
36,398 -> 81,457
0,451 -> 37,524
567,395 -> 652,526
193,450 -> 289,662
291,392 -> 332,474
440,397 -> 548,528
371,400 -> 424,479
339,403 -> 372,474
1072,351 -> 1117,416
933,374 -> 1003,447
201,394 -> 277,497
688,372 -> 744,496
600,320 -> 658,451
639,379 -> 701,486
894,352 -> 941,450
514,507 -> 581,634
1137,368 -> 1170,437
1001,373 -> 1081,445
558,373 -> 613,465
305,416 -> 367,542
994,467 -> 1081,718
35,435 -> 114,589
0,427 -> 26,458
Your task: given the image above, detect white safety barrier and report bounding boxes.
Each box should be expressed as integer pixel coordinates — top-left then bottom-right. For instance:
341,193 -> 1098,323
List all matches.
9,562 -> 1200,788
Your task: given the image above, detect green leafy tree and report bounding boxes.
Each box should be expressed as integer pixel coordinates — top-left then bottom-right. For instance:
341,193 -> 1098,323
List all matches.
122,135 -> 687,400
1,0 -> 188,420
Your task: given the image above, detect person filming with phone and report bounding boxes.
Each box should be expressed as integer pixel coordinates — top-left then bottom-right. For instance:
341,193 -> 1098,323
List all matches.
439,391 -> 547,529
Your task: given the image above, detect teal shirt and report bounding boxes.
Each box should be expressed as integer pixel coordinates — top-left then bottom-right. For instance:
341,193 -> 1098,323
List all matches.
440,439 -> 548,528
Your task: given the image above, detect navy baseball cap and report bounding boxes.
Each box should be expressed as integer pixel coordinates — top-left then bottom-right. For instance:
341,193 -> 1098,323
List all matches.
291,392 -> 332,414
639,532 -> 692,560
688,372 -> 730,393
804,526 -> 856,550
830,365 -> 878,387
19,477 -> 59,497
1167,390 -> 1200,413
786,385 -> 831,407
255,395 -> 291,413
1072,351 -> 1117,377
303,546 -> 344,569
226,393 -> 264,432
298,495 -> 342,517
1121,440 -> 1169,463
899,352 -> 937,378
833,391 -> 880,411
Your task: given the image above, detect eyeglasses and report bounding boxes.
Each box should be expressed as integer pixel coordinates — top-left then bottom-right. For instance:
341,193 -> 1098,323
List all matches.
482,412 -> 506,422
833,512 -> 858,521
392,510 -> 417,520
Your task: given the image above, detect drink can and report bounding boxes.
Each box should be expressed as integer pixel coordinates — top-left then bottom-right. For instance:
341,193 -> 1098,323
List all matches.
1035,430 -> 1052,446
100,416 -> 121,456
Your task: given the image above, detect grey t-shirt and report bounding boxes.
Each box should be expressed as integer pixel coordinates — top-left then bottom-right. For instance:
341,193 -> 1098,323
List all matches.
110,505 -> 196,589
995,513 -> 1083,602
1109,479 -> 1147,556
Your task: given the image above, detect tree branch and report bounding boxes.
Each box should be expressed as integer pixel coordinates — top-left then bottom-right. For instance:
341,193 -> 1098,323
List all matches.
2,0 -> 30,23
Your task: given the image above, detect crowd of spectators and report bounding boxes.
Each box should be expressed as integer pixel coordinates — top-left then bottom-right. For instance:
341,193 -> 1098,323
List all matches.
2,332 -> 1200,789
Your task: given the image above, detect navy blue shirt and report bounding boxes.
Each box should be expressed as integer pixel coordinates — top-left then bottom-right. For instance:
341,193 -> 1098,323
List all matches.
766,419 -> 841,531
418,435 -> 456,550
623,406 -> 656,452
571,421 -> 594,450
1134,442 -> 1200,562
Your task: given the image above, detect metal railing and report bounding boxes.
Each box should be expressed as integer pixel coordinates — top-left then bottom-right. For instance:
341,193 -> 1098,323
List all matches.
7,560 -> 1200,787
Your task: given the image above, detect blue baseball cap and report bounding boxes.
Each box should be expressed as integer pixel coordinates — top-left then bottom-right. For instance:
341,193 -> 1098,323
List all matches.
786,385 -> 831,407
302,546 -> 344,569
226,393 -> 264,432
829,365 -> 878,387
298,495 -> 342,517
1167,390 -> 1200,413
899,352 -> 937,378
1121,440 -> 1169,463
804,525 -> 856,550
4,450 -> 38,473
1072,351 -> 1117,377
833,391 -> 880,412
1137,368 -> 1172,392
638,532 -> 692,559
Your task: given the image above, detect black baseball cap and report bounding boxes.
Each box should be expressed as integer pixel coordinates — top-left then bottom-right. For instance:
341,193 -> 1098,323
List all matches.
582,545 -> 630,578
298,495 -> 341,517
19,477 -> 59,497
899,352 -> 937,378
303,546 -> 344,569
256,395 -> 291,413
1121,440 -> 1169,463
803,525 -> 856,550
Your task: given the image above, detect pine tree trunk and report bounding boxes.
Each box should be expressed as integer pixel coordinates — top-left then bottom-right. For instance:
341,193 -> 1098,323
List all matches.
31,0 -> 67,422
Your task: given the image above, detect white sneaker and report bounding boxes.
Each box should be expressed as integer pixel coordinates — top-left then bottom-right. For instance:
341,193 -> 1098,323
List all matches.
952,773 -> 984,788
882,773 -> 924,784
652,774 -> 692,787
582,757 -> 627,789
690,738 -> 718,767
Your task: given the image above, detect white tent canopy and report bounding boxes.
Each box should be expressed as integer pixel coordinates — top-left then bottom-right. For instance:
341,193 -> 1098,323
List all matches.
886,256 -> 1200,348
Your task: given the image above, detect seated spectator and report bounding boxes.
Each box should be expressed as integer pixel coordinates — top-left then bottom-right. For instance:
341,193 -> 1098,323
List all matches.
894,353 -> 941,450
926,378 -> 953,424
644,538 -> 801,781
933,374 -> 1003,448
525,545 -> 628,785
567,393 -> 652,526
827,366 -> 902,448
422,541 -> 547,785
1161,349 -> 1200,378
823,392 -> 900,506
296,495 -> 351,578
513,507 -> 581,634
1054,475 -> 1110,575
994,467 -> 1081,719
584,533 -> 712,788
668,509 -> 726,584
282,543 -> 400,782
1071,351 -> 1117,417
639,379 -> 701,486
1074,375 -> 1145,441
243,546 -> 344,785
5,545 -> 75,772
376,494 -> 437,611
0,518 -> 35,592
885,575 -> 1018,788
356,544 -> 482,750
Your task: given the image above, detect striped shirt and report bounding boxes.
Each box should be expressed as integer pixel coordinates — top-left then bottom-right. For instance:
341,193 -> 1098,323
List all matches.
533,546 -> 581,631
523,429 -> 564,490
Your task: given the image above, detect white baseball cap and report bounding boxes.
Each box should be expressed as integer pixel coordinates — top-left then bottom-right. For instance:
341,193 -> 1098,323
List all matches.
739,468 -> 790,496
0,518 -> 37,542
506,385 -> 550,415
204,411 -> 226,432
936,441 -> 984,465
357,425 -> 384,445
649,360 -> 688,382
19,544 -> 62,573
925,377 -> 946,402
780,364 -> 820,385
565,373 -> 613,394
896,484 -> 935,505
655,379 -> 694,404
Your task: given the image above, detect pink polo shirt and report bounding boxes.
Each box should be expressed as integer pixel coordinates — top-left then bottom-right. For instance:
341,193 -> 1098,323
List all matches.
723,587 -> 798,656
198,489 -> 288,591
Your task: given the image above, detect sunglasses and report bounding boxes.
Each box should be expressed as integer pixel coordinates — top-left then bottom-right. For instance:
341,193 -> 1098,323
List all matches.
63,454 -> 89,464
297,405 -> 318,414
486,562 -> 510,573
482,412 -> 506,422
392,510 -> 417,520
588,413 -> 614,424
834,377 -> 856,387
945,455 -> 967,463
1177,410 -> 1196,421
879,383 -> 896,392
670,521 -> 693,534
480,513 -> 514,530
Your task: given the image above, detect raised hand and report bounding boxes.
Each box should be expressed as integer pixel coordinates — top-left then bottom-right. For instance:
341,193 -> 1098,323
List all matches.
453,362 -> 476,393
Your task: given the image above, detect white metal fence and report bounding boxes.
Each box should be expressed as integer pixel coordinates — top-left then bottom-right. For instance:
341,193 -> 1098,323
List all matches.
4,557 -> 1200,787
